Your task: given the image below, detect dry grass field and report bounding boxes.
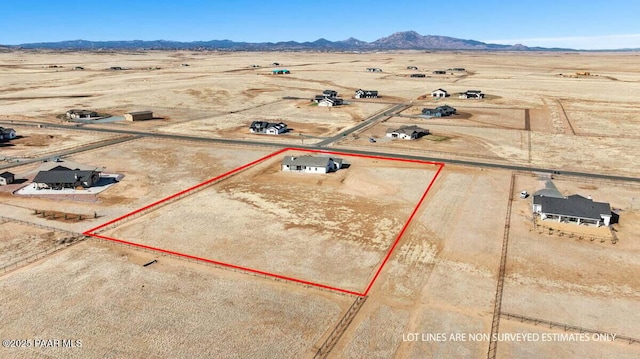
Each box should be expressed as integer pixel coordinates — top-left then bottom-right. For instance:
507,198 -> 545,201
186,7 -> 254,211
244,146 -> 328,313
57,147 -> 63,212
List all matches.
103,152 -> 439,293
0,241 -> 352,358
0,138 -> 276,233
1,50 -> 640,358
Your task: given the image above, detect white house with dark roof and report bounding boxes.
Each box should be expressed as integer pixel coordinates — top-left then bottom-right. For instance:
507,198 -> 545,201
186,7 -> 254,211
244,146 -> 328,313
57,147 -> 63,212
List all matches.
0,171 -> 14,186
354,89 -> 378,98
386,125 -> 429,140
459,90 -> 484,99
532,182 -> 612,226
281,155 -> 343,174
318,97 -> 343,107
249,121 -> 288,135
431,89 -> 448,98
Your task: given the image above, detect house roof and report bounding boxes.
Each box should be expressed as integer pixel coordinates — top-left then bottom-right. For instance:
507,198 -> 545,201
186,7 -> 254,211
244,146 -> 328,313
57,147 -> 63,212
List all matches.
0,171 -> 14,178
126,110 -> 153,116
33,169 -> 98,185
533,180 -> 563,198
387,125 -> 429,136
281,155 -> 342,168
534,194 -> 611,220
432,88 -> 447,93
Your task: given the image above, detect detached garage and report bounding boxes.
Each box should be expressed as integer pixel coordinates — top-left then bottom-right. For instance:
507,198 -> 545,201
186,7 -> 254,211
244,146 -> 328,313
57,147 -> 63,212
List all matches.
124,110 -> 153,121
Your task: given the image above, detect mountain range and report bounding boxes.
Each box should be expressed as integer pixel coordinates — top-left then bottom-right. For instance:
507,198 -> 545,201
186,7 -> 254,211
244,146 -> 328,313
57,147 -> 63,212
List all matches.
3,31 -> 574,51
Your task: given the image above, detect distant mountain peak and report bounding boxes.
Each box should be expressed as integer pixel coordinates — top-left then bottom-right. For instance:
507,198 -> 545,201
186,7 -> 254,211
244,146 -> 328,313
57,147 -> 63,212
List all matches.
5,31 -> 574,51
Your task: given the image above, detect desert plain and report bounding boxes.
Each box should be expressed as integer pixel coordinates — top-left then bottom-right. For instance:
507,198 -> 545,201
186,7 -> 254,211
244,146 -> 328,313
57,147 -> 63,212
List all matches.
0,50 -> 639,358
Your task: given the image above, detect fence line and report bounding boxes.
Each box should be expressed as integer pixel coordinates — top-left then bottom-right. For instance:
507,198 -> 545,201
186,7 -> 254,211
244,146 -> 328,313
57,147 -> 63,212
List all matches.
314,295 -> 368,358
533,217 -> 614,244
487,172 -> 516,359
0,215 -> 82,236
90,237 -> 356,298
91,166 -> 248,234
501,312 -> 640,345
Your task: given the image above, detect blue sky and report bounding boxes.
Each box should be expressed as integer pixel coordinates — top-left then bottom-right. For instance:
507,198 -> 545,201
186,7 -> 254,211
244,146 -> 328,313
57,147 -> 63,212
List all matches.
1,0 -> 639,49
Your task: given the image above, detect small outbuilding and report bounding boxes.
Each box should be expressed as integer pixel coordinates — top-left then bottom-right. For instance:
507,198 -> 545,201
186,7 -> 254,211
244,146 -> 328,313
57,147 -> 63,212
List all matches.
431,89 -> 448,98
0,171 -> 15,186
386,125 -> 429,140
281,155 -> 343,174
124,111 -> 153,122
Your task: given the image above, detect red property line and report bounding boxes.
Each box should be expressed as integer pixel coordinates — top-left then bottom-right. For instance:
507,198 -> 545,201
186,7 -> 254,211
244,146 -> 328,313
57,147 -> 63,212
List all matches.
84,147 -> 444,297
363,162 -> 444,296
89,233 -> 363,296
84,147 -> 289,234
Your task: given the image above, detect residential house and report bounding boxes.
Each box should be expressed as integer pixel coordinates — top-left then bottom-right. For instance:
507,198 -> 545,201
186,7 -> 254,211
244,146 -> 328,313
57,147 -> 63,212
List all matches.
366,68 -> 383,72
410,73 -> 426,78
249,121 -> 288,135
407,66 -> 419,70
323,90 -> 338,98
431,89 -> 448,98
354,89 -> 378,98
32,166 -> 100,190
432,70 -> 447,75
421,105 -> 456,117
281,155 -> 343,174
533,193 -> 612,226
0,127 -> 16,141
0,171 -> 14,186
386,125 -> 429,140
318,97 -> 343,107
272,69 -> 290,74
66,109 -> 98,120
436,105 -> 456,116
459,90 -> 484,99
421,109 -> 442,117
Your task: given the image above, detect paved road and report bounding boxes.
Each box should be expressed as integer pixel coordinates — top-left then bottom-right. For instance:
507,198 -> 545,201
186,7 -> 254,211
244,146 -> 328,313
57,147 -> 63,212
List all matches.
0,134 -> 141,170
1,120 -> 639,183
316,103 -> 409,147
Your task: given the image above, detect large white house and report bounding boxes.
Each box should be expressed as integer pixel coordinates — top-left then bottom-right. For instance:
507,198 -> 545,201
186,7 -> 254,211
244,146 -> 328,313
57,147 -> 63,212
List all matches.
532,183 -> 612,226
281,155 -> 343,174
386,125 -> 429,140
